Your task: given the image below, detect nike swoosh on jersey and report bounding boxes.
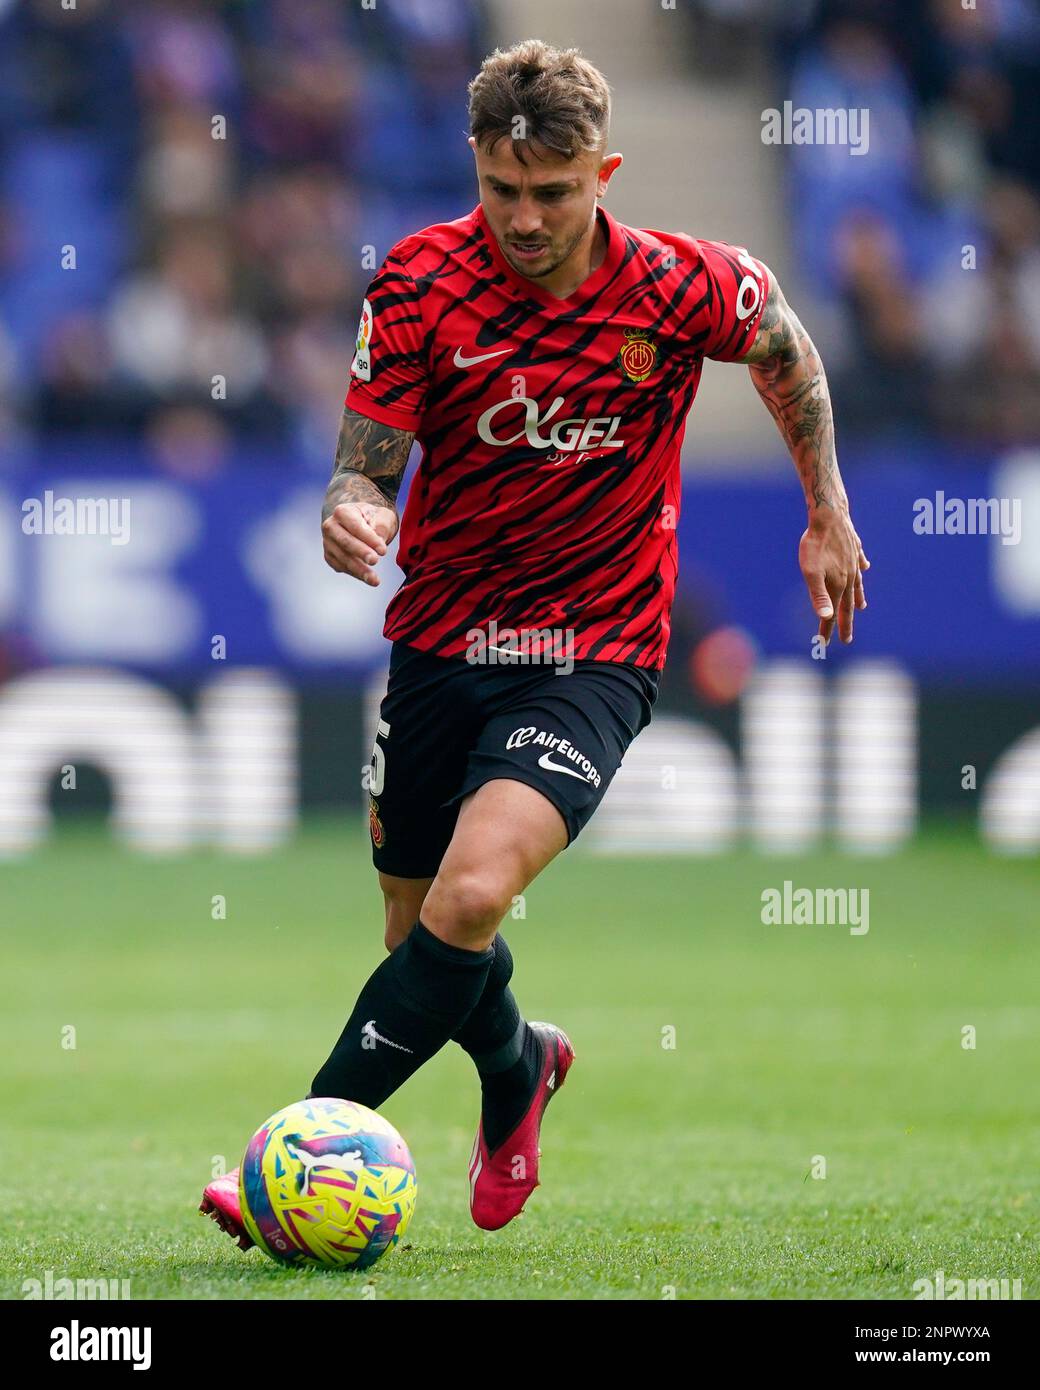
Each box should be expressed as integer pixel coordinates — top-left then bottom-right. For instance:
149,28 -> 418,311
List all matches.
537,752 -> 592,781
453,346 -> 511,368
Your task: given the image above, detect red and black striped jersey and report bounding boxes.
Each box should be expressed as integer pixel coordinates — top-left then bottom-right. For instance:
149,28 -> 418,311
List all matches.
345,202 -> 768,669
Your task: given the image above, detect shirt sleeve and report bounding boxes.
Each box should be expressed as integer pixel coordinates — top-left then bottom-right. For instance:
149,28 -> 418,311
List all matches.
687,238 -> 770,362
344,255 -> 429,430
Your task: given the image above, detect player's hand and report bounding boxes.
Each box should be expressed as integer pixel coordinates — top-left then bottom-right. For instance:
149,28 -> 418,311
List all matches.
321,502 -> 399,587
799,507 -> 869,645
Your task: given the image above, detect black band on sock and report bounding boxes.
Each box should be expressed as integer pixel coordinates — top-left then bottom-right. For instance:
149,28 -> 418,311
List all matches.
411,920 -> 495,970
467,1016 -> 526,1074
394,921 -> 493,1019
452,933 -> 522,1070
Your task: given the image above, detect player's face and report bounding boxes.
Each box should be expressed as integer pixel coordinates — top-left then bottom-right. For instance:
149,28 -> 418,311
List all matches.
470,138 -> 621,282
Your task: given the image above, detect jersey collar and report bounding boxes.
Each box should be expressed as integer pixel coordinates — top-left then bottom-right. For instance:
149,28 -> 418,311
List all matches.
475,202 -> 624,310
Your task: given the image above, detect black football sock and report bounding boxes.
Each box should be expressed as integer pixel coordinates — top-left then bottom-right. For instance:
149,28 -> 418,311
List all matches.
309,921 -> 493,1108
452,934 -> 543,1154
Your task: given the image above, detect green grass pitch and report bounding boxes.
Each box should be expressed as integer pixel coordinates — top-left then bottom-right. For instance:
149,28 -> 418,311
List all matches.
1,820 -> 1036,1301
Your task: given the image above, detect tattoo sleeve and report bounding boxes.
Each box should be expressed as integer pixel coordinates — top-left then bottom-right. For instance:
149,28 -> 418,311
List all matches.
322,407 -> 416,522
740,270 -> 847,514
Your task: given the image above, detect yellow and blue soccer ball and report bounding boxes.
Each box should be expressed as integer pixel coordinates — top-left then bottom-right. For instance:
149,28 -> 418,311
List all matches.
239,1097 -> 417,1269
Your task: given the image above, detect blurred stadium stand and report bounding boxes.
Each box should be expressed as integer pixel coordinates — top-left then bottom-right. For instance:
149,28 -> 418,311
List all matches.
0,0 -> 492,470
3,0 -> 1038,460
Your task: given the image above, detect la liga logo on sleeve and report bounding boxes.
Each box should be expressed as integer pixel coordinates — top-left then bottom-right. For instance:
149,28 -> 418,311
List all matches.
352,297 -> 373,381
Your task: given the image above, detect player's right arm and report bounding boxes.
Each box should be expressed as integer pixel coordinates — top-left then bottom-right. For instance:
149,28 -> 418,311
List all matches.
320,407 -> 415,588
326,245 -> 427,585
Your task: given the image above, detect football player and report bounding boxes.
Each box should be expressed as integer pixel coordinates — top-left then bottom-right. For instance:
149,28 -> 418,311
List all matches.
203,38 -> 868,1246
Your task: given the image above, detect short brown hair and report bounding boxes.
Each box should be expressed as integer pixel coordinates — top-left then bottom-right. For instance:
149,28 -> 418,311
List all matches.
468,39 -> 611,165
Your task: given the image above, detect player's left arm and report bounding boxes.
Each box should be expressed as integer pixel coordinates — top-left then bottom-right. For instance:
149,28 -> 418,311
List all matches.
740,266 -> 869,644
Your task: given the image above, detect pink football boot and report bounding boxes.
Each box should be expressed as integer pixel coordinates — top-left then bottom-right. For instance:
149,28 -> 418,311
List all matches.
468,1022 -> 575,1231
199,1167 -> 254,1251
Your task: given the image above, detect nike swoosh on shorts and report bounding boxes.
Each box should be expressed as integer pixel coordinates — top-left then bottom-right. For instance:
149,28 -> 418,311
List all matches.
537,752 -> 591,781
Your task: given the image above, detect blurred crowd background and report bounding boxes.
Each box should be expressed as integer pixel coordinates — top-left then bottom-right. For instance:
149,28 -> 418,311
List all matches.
770,0 -> 1040,444
0,0 -> 491,474
2,0 -> 1039,474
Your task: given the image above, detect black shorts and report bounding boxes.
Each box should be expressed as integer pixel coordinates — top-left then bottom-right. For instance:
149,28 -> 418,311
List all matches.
367,642 -> 660,878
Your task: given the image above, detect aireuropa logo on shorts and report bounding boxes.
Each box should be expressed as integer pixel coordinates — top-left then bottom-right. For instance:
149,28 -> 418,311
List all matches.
761,101 -> 869,155
913,1269 -> 1022,1300
760,881 -> 869,935
49,1321 -> 151,1371
23,1269 -> 132,1300
466,620 -> 576,675
21,490 -> 131,545
506,726 -> 601,788
912,492 -> 1021,545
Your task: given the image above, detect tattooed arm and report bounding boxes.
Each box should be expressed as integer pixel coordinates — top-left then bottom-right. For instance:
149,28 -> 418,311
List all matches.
740,267 -> 869,644
320,407 -> 415,588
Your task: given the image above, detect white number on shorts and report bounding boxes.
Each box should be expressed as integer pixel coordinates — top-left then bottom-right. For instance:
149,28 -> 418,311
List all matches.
369,718 -> 390,797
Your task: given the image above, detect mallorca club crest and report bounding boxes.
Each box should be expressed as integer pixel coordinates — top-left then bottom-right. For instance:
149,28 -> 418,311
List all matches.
369,798 -> 385,849
617,328 -> 659,383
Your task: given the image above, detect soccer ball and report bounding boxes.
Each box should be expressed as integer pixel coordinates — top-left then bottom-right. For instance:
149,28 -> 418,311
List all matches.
239,1097 -> 417,1269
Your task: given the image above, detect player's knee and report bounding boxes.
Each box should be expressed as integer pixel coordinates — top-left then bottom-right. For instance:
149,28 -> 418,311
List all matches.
422,869 -> 511,943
